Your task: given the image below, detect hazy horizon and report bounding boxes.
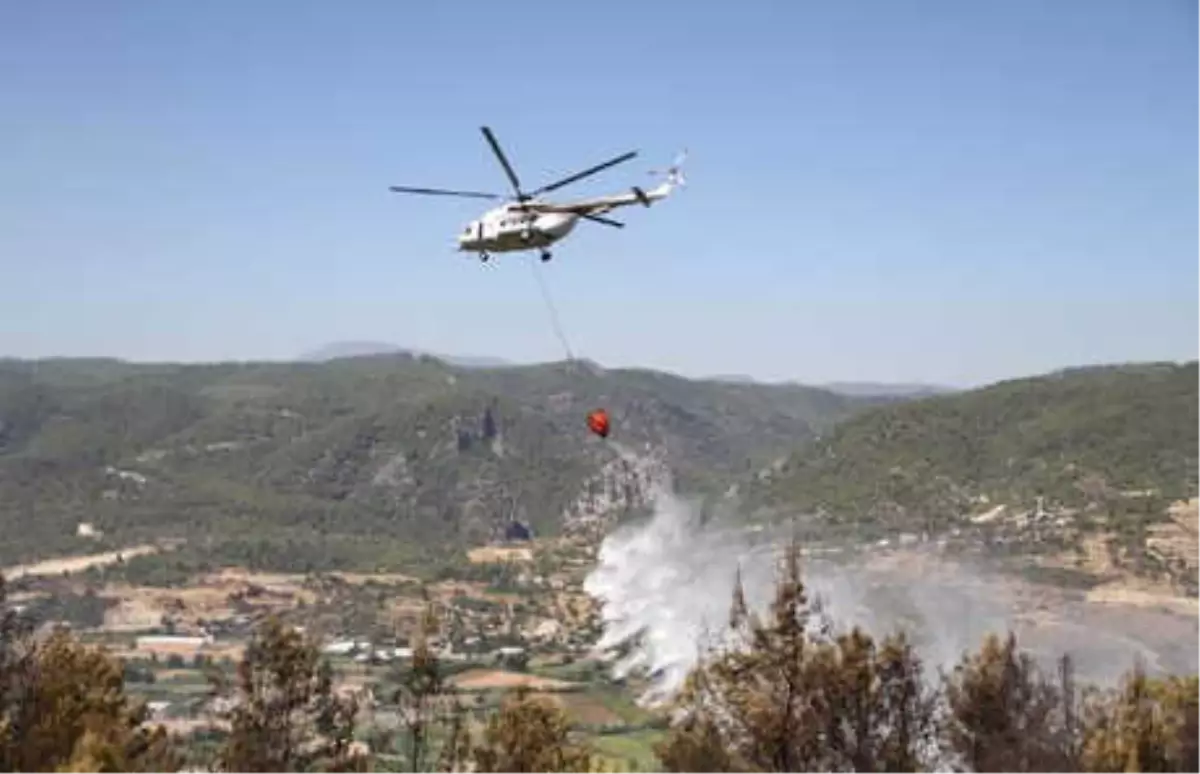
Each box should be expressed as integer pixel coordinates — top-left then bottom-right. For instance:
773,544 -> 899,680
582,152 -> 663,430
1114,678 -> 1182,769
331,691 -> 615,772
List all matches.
3,340 -> 1195,391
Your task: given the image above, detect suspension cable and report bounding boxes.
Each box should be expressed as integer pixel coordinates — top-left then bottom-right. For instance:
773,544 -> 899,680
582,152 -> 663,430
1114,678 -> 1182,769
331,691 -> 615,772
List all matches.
529,256 -> 575,363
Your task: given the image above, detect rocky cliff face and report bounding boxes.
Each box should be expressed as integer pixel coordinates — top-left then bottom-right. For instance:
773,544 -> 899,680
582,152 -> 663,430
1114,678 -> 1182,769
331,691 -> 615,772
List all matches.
562,442 -> 674,529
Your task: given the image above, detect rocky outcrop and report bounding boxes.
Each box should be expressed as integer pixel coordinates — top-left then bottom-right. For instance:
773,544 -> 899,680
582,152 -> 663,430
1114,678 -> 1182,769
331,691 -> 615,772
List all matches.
562,442 -> 672,528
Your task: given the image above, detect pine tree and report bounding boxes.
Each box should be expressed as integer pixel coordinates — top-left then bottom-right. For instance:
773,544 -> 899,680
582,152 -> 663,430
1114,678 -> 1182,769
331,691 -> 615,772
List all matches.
0,575 -> 182,772
211,615 -> 365,772
655,539 -> 936,771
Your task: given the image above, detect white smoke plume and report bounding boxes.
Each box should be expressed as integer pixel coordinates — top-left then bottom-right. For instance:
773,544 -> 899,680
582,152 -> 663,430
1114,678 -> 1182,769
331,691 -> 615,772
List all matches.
583,486 -> 1198,706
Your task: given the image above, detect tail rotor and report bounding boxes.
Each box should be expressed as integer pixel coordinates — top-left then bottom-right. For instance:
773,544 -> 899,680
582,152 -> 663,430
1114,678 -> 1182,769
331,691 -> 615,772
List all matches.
649,149 -> 688,189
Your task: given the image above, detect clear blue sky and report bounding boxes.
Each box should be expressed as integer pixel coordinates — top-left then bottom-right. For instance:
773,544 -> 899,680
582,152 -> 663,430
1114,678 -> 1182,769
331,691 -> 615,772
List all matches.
1,0 -> 1195,387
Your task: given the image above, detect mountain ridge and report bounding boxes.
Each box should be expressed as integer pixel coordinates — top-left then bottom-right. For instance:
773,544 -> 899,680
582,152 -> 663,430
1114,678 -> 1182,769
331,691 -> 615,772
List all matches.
0,355 -> 874,571
739,360 -> 1199,592
299,341 -> 513,368
818,381 -> 956,398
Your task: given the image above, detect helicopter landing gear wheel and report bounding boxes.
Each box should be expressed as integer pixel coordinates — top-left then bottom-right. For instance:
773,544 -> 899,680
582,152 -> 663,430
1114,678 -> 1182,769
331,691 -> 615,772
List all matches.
479,251 -> 490,263
540,250 -> 552,262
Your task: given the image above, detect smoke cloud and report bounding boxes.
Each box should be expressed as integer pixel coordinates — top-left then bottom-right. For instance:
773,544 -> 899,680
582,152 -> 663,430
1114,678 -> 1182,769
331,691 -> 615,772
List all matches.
583,486 -> 1198,706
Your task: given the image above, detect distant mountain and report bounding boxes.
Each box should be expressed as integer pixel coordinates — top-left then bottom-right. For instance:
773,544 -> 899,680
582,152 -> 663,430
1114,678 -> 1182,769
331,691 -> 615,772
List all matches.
708,377 -> 957,399
0,356 -> 875,570
819,381 -> 955,398
300,341 -> 512,369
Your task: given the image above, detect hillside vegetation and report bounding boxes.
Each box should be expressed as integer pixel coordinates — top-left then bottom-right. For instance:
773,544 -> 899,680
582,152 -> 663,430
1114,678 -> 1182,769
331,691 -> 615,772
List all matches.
744,361 -> 1198,588
0,355 -> 872,571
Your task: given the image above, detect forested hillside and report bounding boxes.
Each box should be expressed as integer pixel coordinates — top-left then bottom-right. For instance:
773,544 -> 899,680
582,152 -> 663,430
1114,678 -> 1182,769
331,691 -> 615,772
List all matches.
742,361 -> 1198,589
0,355 -> 873,570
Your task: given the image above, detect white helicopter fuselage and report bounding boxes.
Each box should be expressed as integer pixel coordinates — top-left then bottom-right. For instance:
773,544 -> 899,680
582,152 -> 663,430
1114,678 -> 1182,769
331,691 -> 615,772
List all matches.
456,176 -> 678,256
457,207 -> 578,253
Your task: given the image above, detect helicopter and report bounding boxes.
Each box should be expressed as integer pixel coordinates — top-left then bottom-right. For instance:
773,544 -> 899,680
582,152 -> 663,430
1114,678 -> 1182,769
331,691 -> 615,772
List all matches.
388,126 -> 685,263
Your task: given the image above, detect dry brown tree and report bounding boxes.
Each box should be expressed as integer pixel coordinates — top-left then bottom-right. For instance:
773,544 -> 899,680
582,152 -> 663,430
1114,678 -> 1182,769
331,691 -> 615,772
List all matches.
0,574 -> 181,772
655,540 -> 938,772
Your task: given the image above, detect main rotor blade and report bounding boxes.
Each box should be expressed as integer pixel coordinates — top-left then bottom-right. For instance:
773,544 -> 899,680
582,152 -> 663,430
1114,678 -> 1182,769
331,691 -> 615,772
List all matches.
480,126 -> 525,199
529,151 -> 638,197
581,213 -> 625,228
388,185 -> 500,200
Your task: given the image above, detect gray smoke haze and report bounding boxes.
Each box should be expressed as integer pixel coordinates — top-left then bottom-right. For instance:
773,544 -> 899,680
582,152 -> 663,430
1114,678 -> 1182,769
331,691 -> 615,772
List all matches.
583,486 -> 1198,706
